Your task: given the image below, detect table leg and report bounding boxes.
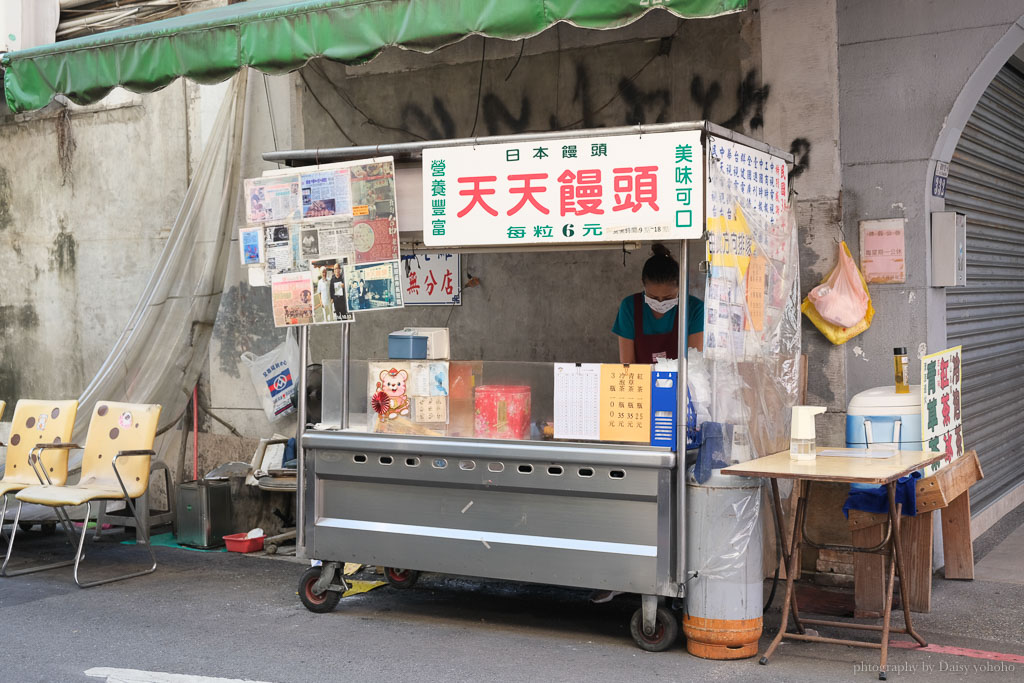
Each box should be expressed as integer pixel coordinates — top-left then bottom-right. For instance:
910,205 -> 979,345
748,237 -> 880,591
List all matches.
760,478 -> 808,665
879,500 -> 900,680
887,483 -> 928,648
770,478 -> 804,633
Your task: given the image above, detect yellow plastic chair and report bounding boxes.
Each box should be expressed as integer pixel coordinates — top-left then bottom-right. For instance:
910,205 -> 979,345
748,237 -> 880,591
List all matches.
1,399 -> 79,575
12,401 -> 162,587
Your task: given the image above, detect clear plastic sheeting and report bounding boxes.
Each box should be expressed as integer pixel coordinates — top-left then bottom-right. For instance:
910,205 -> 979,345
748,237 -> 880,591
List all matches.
702,154 -> 802,463
67,73 -> 249,474
685,470 -> 763,619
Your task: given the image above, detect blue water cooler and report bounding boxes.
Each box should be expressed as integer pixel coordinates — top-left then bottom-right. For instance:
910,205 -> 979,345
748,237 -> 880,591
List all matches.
846,386 -> 922,490
846,386 -> 922,450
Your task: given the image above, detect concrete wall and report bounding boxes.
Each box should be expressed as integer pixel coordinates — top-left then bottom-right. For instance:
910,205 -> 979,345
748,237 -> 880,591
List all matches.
837,2 -> 1024,398
0,85 -> 188,405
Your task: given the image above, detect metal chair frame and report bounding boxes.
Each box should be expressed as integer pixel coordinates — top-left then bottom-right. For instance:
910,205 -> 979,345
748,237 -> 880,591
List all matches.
3,450 -> 157,587
1,443 -> 81,577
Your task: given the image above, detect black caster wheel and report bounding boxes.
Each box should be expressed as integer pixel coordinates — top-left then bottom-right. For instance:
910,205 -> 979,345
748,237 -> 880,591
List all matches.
629,605 -> 680,652
18,522 -> 33,533
879,673 -> 887,681
759,657 -> 769,665
298,565 -> 341,613
383,567 -> 420,589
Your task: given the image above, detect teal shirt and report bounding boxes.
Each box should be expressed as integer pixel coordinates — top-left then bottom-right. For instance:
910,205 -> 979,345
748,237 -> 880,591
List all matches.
612,294 -> 705,340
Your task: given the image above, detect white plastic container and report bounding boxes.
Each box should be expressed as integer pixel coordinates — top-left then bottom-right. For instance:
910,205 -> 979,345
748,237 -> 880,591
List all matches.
790,406 -> 826,461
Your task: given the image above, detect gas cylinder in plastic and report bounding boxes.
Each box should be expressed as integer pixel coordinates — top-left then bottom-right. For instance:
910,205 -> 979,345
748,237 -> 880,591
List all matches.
683,468 -> 763,659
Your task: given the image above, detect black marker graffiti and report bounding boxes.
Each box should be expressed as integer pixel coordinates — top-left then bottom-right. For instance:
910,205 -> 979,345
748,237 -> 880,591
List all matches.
400,97 -> 456,140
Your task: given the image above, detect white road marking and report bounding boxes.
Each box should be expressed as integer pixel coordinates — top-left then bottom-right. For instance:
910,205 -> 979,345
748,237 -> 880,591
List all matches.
84,668 -> 274,683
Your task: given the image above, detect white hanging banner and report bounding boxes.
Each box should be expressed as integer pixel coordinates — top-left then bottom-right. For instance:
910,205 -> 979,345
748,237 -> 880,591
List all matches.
401,253 -> 461,305
422,130 -> 704,247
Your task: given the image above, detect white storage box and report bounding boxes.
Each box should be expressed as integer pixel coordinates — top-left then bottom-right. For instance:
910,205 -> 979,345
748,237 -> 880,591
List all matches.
401,327 -> 450,359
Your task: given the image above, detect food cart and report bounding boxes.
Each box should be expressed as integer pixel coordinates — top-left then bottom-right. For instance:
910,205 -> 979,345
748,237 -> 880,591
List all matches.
258,121 -> 798,651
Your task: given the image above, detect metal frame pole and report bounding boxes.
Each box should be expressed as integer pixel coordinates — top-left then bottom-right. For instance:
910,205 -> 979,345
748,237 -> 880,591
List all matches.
675,239 -> 689,589
341,323 -> 351,430
296,326 -> 309,552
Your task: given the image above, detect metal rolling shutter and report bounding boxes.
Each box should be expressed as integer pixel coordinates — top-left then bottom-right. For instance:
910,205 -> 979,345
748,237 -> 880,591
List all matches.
944,61 -> 1024,513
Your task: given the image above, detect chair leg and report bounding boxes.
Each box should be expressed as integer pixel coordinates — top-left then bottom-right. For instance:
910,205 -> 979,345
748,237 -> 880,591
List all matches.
51,504 -> 82,548
93,501 -> 107,540
0,499 -> 76,577
73,496 -> 157,588
0,493 -> 8,545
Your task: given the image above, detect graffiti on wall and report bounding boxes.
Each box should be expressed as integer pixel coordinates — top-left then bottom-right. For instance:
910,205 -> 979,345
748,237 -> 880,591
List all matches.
311,54 -> 812,197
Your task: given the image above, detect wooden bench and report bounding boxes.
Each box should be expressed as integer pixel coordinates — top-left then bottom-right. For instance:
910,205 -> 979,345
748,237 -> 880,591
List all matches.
847,450 -> 983,616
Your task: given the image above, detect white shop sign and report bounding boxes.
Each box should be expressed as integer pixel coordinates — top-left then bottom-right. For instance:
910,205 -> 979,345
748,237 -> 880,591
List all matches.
401,252 -> 461,305
422,130 -> 704,247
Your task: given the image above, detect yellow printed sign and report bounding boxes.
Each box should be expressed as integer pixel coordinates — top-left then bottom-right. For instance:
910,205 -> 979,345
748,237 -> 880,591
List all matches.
706,204 -> 753,277
599,364 -> 651,443
745,253 -> 767,332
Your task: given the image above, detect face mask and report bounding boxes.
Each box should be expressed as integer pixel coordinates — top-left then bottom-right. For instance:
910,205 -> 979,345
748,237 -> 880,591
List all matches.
645,293 -> 678,315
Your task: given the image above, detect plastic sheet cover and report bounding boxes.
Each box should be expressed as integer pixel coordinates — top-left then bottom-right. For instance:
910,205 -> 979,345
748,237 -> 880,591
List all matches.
684,150 -> 800,611
701,152 -> 802,465
66,74 -> 249,475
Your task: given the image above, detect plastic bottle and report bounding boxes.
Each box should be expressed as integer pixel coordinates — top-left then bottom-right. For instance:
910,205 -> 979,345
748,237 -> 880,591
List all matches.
790,406 -> 827,461
893,347 -> 910,394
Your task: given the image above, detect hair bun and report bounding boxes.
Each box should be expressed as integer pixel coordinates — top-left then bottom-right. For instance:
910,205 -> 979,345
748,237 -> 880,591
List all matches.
651,243 -> 670,258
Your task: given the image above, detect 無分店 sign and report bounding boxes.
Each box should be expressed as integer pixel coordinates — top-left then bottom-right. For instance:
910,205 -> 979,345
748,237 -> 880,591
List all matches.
422,131 -> 704,247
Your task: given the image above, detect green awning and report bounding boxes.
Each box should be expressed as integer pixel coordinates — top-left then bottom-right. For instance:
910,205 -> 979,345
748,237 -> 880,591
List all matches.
2,0 -> 745,114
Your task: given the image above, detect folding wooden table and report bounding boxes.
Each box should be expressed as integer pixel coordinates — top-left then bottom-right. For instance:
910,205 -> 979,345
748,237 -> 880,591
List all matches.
722,448 -> 946,680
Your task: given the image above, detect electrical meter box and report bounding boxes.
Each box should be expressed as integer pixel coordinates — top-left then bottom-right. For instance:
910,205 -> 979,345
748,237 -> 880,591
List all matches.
931,211 -> 967,287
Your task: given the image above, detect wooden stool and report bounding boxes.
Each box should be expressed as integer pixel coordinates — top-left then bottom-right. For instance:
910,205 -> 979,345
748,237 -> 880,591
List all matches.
848,450 -> 983,616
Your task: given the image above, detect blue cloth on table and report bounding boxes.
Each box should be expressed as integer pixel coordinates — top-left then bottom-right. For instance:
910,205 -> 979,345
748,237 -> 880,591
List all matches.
842,471 -> 921,518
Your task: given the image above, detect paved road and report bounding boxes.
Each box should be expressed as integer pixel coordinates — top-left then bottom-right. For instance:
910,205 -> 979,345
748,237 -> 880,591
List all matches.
2,528 -> 1023,682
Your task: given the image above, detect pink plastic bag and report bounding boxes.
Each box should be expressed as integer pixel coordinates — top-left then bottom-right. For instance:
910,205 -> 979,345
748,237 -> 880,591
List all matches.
807,242 -> 869,327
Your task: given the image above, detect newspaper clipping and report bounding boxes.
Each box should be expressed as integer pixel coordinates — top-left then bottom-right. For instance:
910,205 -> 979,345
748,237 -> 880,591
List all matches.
242,157 -> 403,326
245,175 -> 301,223
310,258 -> 353,323
271,271 -> 314,327
345,261 -> 403,312
301,168 -> 352,218
239,226 -> 264,265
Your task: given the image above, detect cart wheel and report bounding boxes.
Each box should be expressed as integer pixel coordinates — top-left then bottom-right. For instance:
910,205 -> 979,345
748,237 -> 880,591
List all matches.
18,522 -> 33,533
298,566 -> 341,613
384,567 -> 420,589
629,606 -> 679,652
41,523 -> 57,535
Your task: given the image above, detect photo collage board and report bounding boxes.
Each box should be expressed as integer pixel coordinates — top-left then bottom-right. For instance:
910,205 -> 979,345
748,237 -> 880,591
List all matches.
241,157 -> 404,327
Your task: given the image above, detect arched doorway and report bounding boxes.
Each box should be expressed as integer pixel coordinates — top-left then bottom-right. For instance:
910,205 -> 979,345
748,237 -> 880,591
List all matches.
943,57 -> 1024,513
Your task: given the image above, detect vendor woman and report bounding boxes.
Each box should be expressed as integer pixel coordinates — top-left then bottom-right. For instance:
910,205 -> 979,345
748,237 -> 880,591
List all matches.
613,243 -> 704,362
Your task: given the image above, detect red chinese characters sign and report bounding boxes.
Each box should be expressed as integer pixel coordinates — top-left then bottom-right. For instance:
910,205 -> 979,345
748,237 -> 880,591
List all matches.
422,131 -> 704,247
921,345 -> 964,474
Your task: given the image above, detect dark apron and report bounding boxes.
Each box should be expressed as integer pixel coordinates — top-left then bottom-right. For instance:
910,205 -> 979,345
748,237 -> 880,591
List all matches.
632,292 -> 679,364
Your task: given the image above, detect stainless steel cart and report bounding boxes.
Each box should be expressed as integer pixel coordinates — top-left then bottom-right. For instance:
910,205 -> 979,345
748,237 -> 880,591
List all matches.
265,122 -> 794,650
